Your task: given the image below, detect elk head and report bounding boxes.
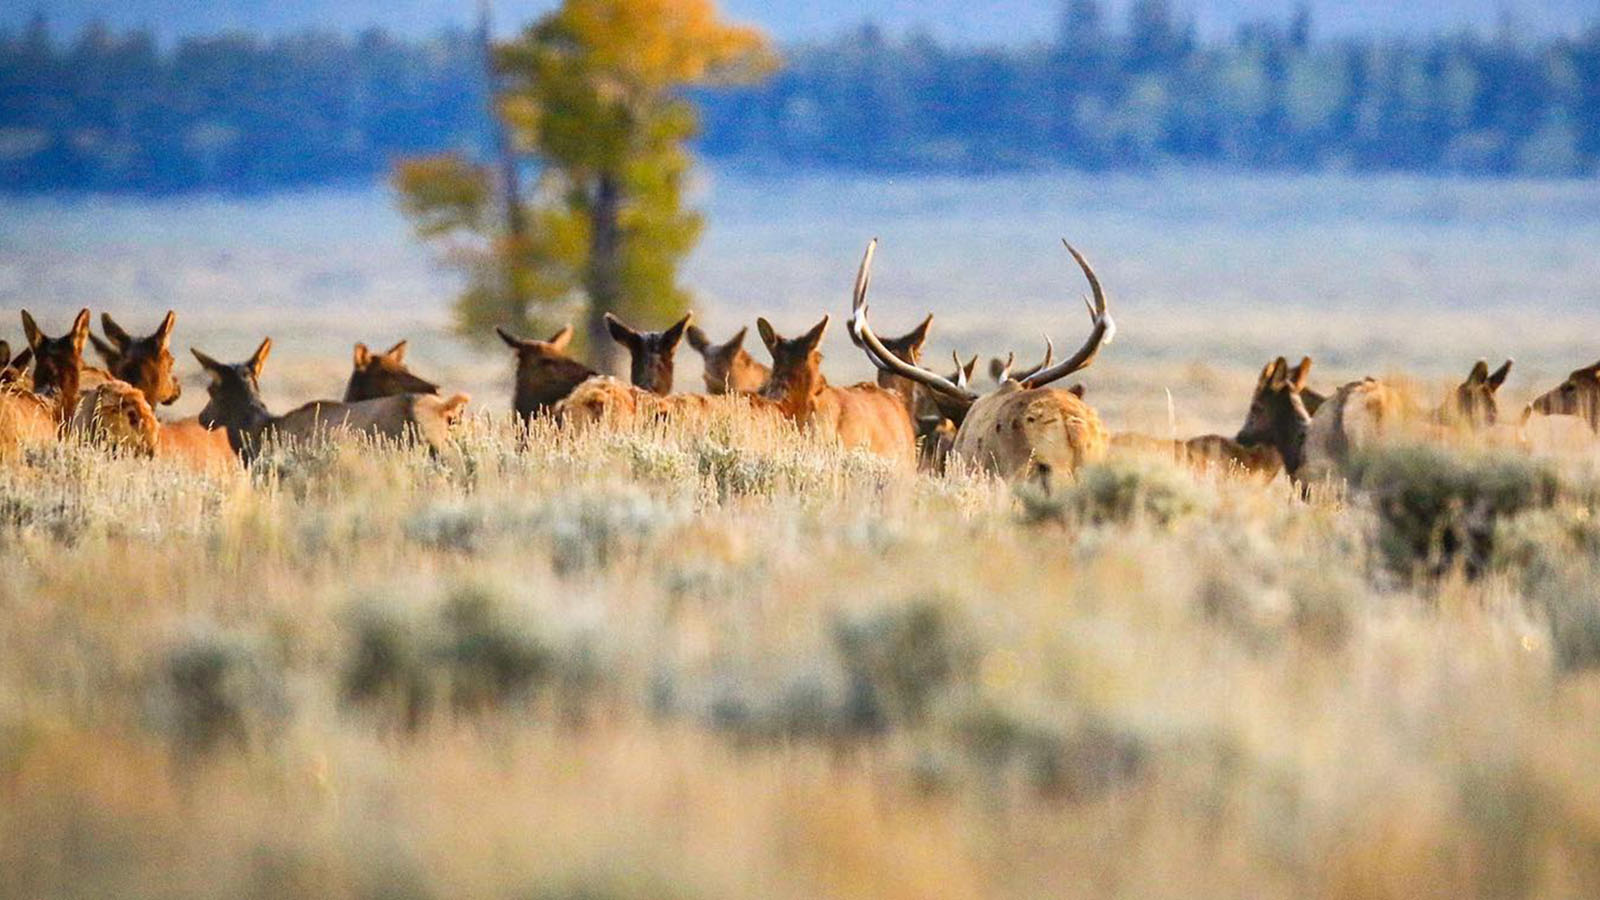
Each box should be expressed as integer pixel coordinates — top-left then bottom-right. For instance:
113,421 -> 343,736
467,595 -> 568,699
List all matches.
496,324 -> 596,422
95,311 -> 182,407
756,316 -> 831,417
1437,359 -> 1512,428
21,309 -> 91,420
686,325 -> 769,395
192,338 -> 274,454
604,312 -> 691,396
0,341 -> 29,387
864,314 -> 933,403
1529,359 -> 1600,430
1234,356 -> 1313,475
344,339 -> 439,402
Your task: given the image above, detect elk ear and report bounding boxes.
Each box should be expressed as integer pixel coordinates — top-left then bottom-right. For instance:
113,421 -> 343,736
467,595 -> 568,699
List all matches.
89,333 -> 120,367
101,312 -> 132,349
727,325 -> 748,352
685,325 -> 710,353
545,325 -> 574,352
989,357 -> 1007,382
247,338 -> 272,380
1466,359 -> 1489,386
1488,359 -> 1513,391
906,314 -> 933,354
756,318 -> 780,353
496,326 -> 526,350
383,339 -> 407,363
154,310 -> 177,346
69,309 -> 91,354
1068,383 -> 1086,399
660,314 -> 692,351
604,313 -> 641,350
352,342 -> 372,368
0,340 -> 9,371
1289,357 -> 1313,393
801,316 -> 829,351
961,354 -> 978,382
20,310 -> 43,351
191,348 -> 226,379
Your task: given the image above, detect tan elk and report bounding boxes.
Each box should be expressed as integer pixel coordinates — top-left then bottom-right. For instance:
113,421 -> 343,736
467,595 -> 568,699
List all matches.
345,340 -> 440,402
67,378 -> 236,471
194,339 -> 469,462
848,239 -> 1115,482
755,315 -> 917,463
552,375 -> 726,429
686,325 -> 769,395
0,340 -> 53,455
1529,359 -> 1600,432
1433,359 -> 1513,430
604,313 -> 692,396
496,325 -> 598,424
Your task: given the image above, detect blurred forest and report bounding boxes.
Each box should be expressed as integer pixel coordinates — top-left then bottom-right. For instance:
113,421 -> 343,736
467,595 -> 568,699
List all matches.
4,0 -> 1600,192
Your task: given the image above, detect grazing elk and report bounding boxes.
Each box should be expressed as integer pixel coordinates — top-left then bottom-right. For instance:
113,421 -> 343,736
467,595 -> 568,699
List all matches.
1529,359 -> 1600,432
194,339 -> 469,462
496,325 -> 598,424
849,239 -> 1115,483
756,315 -> 917,463
88,311 -> 182,408
344,340 -> 440,402
686,325 -> 769,395
20,309 -> 92,421
551,375 -> 725,429
604,313 -> 692,396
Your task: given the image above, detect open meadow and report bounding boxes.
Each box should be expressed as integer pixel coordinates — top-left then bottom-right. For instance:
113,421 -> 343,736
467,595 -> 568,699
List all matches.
5,170 -> 1600,898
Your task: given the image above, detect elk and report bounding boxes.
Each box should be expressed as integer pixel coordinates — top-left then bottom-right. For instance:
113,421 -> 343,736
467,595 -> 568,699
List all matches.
0,341 -> 53,454
345,340 -> 440,402
496,325 -> 598,424
1433,359 -> 1512,430
66,379 -> 236,471
20,309 -> 92,421
1529,359 -> 1600,432
193,339 -> 469,462
552,375 -> 727,429
0,342 -> 31,387
686,325 -> 769,395
848,238 -> 1115,482
755,314 -> 917,463
604,313 -> 692,396
88,311 -> 182,408
1236,357 -> 1409,484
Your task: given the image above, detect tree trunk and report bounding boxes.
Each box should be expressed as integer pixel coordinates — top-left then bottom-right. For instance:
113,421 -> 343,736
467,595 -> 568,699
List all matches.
585,171 -> 624,375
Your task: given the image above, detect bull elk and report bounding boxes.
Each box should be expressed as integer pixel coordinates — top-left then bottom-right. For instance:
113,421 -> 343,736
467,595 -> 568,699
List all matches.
345,340 -> 440,402
686,325 -> 769,395
755,315 -> 917,463
848,238 -> 1115,482
194,339 -> 469,462
604,313 -> 692,396
496,325 -> 597,424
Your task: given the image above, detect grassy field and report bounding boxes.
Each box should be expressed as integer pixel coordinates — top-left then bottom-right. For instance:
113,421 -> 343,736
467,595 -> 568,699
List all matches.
3,396 -> 1600,899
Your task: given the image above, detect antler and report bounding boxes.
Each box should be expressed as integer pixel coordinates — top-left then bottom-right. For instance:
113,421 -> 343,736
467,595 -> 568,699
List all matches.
1019,240 -> 1115,390
848,240 -> 978,406
1000,338 -> 1054,384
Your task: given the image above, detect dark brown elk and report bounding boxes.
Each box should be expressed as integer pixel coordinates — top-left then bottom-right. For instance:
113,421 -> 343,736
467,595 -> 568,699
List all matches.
20,309 -> 91,421
866,314 -> 933,406
1234,356 -> 1316,477
686,325 -> 769,395
1529,359 -> 1600,432
496,325 -> 598,424
849,239 -> 1115,482
604,313 -> 692,396
89,311 -> 182,407
1434,359 -> 1512,429
344,340 -> 440,402
194,339 -> 469,462
756,315 -> 916,463
0,342 -> 31,387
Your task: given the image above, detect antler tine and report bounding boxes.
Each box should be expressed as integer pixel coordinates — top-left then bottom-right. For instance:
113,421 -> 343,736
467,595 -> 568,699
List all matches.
848,240 -> 977,405
1011,336 -> 1055,383
1021,240 -> 1115,390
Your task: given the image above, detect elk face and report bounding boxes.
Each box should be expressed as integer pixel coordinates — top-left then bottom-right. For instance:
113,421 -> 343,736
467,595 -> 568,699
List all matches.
192,338 -> 273,452
496,325 -> 597,422
97,311 -> 182,407
605,312 -> 691,396
1234,357 -> 1313,474
1437,359 -> 1512,428
686,325 -> 769,395
21,309 -> 91,420
1530,360 -> 1600,430
869,314 -> 933,403
848,238 -> 1115,480
344,340 -> 439,402
756,316 -> 830,416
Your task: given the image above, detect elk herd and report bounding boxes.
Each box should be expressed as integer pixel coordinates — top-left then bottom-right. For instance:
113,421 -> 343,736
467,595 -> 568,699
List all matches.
3,238 -> 1598,490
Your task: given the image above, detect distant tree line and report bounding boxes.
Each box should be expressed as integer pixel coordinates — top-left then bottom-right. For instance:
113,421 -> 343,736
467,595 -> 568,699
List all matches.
5,2 -> 1600,192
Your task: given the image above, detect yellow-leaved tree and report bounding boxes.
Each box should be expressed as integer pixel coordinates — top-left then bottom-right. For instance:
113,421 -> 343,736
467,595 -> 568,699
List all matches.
393,0 -> 776,371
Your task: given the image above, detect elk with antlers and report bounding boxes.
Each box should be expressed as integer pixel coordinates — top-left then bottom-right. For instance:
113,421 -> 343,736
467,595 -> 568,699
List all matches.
848,238 -> 1115,482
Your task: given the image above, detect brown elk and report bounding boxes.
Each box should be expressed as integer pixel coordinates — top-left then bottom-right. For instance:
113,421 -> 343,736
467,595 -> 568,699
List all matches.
496,325 -> 598,424
1433,359 -> 1512,429
66,379 -> 236,471
0,342 -> 31,388
604,313 -> 692,396
88,311 -> 182,408
552,375 -> 727,429
1529,359 -> 1600,432
848,239 -> 1115,482
345,340 -> 440,402
686,325 -> 770,395
0,341 -> 53,454
20,309 -> 92,421
194,339 -> 469,461
755,315 -> 917,463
